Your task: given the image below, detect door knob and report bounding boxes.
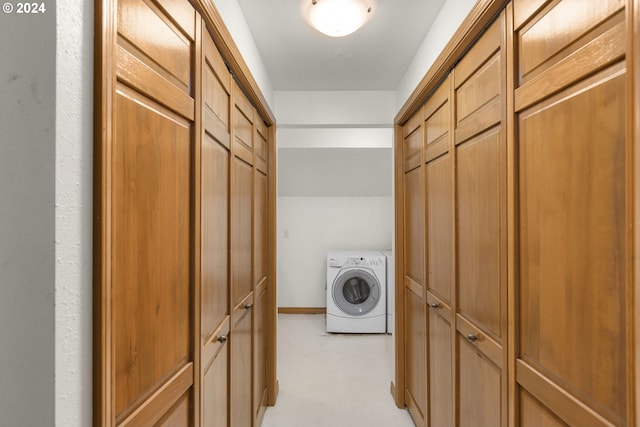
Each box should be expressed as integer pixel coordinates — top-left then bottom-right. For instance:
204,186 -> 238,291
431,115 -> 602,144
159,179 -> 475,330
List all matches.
216,335 -> 228,344
244,303 -> 253,309
430,302 -> 440,309
466,333 -> 478,342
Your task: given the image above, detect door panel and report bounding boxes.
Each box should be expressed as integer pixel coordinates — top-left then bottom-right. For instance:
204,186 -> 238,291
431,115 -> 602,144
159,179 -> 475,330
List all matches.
519,389 -> 568,427
405,287 -> 426,426
458,336 -> 502,427
254,284 -> 268,422
516,0 -> 624,84
428,298 -> 453,427
113,88 -> 192,420
233,82 -> 254,165
404,167 -> 424,287
518,67 -> 626,425
254,168 -> 268,423
156,393 -> 191,427
231,307 -> 253,427
426,154 -> 452,304
232,158 -> 253,306
201,133 -> 230,342
203,340 -> 229,427
456,129 -> 503,339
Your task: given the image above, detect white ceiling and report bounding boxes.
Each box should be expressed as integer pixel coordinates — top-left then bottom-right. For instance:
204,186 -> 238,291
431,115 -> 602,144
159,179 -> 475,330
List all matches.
235,0 -> 447,91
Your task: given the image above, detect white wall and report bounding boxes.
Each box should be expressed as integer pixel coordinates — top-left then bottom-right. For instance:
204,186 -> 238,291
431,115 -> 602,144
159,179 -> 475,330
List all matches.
395,0 -> 477,111
55,0 -> 95,426
275,91 -> 394,308
278,197 -> 393,307
275,91 -> 396,125
0,5 -> 56,426
213,0 -> 275,108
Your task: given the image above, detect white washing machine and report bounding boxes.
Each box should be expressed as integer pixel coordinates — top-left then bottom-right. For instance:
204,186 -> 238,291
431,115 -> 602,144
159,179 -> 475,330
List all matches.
326,251 -> 386,333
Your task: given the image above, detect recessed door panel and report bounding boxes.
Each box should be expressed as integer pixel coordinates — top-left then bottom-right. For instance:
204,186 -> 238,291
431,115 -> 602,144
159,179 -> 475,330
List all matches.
113,89 -> 192,419
232,158 -> 253,306
458,335 -> 502,427
457,129 -> 503,339
426,154 -> 452,304
518,67 -> 626,424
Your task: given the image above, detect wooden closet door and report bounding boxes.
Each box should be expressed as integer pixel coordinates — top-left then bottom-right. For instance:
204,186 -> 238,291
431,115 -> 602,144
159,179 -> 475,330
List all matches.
200,27 -> 231,427
514,1 -> 628,425
253,118 -> 269,426
230,81 -> 255,427
424,75 -> 454,427
402,112 -> 427,427
454,13 -> 507,427
99,0 -> 198,425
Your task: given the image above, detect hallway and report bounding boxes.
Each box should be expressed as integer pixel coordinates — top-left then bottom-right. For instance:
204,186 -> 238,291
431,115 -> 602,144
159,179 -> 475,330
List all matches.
262,315 -> 414,427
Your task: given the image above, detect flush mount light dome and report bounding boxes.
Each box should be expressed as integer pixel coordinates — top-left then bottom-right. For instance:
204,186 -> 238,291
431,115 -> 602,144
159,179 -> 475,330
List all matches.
305,0 -> 374,38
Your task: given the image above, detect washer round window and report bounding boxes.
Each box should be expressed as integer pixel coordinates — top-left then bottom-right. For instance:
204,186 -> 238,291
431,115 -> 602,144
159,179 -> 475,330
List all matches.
332,268 -> 380,316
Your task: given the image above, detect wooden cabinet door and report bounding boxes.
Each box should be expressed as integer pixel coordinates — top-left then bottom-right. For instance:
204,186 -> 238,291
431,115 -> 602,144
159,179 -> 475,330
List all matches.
102,0 -> 198,425
201,27 -> 231,427
424,75 -> 454,427
402,112 -> 427,427
454,13 -> 507,427
514,2 -> 627,425
253,131 -> 268,424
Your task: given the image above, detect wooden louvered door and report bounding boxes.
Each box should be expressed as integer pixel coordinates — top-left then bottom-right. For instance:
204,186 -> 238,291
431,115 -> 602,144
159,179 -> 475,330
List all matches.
96,0 -> 199,425
453,12 -> 508,427
200,26 -> 231,427
402,111 -> 427,427
514,1 -> 629,425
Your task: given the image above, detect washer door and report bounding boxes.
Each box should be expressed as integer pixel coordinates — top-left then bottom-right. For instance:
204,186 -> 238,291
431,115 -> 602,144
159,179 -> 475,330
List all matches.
332,268 -> 381,316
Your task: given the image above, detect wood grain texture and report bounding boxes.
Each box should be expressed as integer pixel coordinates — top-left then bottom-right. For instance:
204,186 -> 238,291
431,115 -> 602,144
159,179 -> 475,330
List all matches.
202,344 -> 228,427
456,129 -> 503,340
426,154 -> 452,305
405,287 -> 426,427
403,113 -> 423,172
515,11 -> 625,111
518,65 -> 627,426
516,360 -> 616,427
233,81 -> 255,165
113,87 -> 192,419
458,335 -> 502,427
404,165 -> 424,287
519,388 -> 569,427
117,0 -> 193,90
428,304 -> 453,427
202,31 -> 231,148
232,157 -> 253,306
231,307 -> 253,427
253,285 -> 268,423
118,363 -> 194,427
517,0 -> 624,83
201,131 -> 230,342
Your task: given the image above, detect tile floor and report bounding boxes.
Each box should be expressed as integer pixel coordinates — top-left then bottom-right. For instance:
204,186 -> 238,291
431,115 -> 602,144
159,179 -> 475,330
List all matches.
261,314 -> 415,427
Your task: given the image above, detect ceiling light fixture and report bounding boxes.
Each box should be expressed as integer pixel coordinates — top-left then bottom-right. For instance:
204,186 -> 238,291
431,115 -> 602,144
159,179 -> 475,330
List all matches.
305,0 -> 374,38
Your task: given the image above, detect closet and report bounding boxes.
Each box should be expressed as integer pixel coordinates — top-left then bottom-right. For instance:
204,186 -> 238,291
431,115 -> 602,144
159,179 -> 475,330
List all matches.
394,0 -> 639,426
93,0 -> 277,426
